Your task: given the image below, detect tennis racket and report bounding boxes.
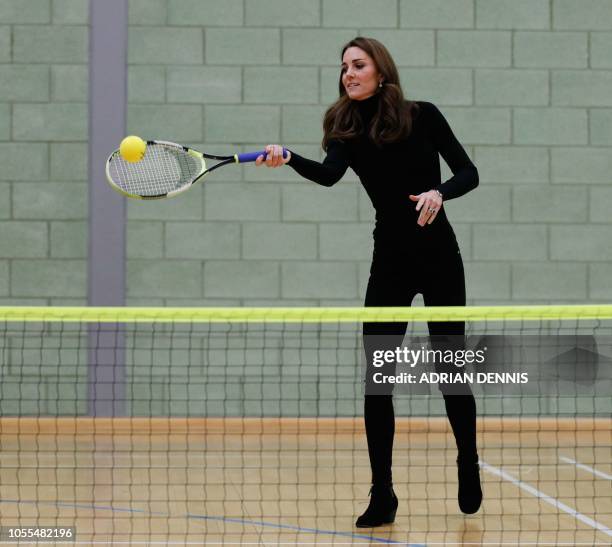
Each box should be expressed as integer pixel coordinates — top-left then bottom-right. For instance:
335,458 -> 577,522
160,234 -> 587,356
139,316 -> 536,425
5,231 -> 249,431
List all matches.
105,140 -> 288,200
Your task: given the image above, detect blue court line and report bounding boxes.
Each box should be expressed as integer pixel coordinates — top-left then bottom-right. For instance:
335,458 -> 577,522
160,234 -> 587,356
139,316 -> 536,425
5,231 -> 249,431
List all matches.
0,499 -> 425,545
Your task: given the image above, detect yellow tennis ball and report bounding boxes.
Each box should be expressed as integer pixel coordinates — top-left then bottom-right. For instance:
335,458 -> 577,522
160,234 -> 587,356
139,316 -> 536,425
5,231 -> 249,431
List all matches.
119,135 -> 146,163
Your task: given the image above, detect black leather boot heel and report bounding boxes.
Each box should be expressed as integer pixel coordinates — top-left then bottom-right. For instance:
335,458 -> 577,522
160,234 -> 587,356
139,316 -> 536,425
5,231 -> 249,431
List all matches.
457,457 -> 482,514
355,484 -> 398,527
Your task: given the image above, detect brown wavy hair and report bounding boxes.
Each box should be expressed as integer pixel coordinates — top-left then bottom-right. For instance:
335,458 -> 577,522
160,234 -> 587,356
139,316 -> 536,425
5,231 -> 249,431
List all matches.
322,36 -> 418,150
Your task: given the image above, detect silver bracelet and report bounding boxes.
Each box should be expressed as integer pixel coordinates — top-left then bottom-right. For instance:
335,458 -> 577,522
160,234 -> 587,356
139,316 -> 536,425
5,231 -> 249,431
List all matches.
434,189 -> 443,200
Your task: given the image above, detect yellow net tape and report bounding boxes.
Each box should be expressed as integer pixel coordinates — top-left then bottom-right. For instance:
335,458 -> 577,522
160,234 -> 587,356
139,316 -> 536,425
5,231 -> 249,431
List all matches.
0,305 -> 612,322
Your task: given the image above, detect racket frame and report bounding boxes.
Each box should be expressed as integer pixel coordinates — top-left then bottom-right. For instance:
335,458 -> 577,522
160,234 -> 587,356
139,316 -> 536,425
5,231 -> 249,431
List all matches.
105,140 -> 242,200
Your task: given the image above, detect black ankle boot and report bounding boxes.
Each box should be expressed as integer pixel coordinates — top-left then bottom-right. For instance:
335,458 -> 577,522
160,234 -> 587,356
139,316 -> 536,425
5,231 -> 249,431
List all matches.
355,484 -> 398,527
457,457 -> 482,514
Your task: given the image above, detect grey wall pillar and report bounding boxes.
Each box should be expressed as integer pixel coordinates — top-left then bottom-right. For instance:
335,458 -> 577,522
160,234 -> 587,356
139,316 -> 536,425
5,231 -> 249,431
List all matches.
87,0 -> 128,416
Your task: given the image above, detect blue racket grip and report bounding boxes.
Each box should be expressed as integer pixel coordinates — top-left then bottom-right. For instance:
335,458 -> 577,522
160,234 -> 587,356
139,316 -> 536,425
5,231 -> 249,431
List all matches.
237,148 -> 289,163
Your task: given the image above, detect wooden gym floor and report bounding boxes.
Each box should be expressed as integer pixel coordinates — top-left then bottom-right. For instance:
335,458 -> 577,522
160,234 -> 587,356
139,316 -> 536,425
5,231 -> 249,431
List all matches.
0,418 -> 610,545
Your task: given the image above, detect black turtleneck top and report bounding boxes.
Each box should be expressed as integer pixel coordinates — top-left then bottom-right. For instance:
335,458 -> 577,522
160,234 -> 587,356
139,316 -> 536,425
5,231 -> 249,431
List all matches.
287,93 -> 479,253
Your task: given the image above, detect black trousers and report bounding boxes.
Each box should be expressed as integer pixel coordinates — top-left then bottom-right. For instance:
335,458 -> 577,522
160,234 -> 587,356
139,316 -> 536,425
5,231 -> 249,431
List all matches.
362,244 -> 478,485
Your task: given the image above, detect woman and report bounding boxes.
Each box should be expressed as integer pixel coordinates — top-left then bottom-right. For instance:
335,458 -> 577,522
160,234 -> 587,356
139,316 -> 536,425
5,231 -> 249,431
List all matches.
256,37 -> 482,527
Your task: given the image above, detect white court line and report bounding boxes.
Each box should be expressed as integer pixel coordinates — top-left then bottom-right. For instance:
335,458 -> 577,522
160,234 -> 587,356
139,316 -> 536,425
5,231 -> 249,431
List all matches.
560,455 -> 612,481
480,460 -> 612,538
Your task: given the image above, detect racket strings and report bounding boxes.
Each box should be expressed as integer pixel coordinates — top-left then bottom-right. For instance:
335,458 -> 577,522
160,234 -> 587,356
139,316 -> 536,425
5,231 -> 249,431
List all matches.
109,144 -> 202,197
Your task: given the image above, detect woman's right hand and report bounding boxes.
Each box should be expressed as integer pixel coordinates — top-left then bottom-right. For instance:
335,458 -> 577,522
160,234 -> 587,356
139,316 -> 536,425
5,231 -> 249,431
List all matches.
255,144 -> 291,168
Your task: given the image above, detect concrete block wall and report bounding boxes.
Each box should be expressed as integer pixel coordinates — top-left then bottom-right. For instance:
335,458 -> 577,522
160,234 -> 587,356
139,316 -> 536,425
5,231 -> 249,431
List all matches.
0,0 -> 88,305
118,0 -> 612,307
2,1 -> 611,417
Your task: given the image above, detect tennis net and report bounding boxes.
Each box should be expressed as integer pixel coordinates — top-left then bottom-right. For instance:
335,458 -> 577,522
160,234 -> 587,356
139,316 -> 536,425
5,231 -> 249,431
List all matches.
0,305 -> 610,545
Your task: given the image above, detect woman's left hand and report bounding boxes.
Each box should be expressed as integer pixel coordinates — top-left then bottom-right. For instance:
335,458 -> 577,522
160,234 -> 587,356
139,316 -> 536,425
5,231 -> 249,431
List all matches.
409,190 -> 443,227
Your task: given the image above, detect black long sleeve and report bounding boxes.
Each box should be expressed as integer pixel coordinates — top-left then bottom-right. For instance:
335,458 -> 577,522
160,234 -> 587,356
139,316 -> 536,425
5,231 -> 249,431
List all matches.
287,139 -> 349,187
428,103 -> 479,200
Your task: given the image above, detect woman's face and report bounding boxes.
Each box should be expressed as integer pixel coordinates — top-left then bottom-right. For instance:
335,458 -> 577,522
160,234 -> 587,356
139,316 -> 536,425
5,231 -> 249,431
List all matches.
341,46 -> 381,101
